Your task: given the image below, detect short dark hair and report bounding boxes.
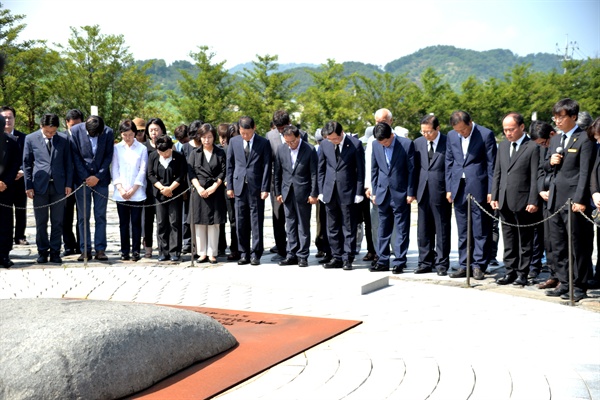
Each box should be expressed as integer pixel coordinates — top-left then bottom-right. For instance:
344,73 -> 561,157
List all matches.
145,117 -> 168,136
503,112 -> 525,126
450,110 -> 471,126
198,123 -> 217,142
282,125 -> 300,138
373,122 -> 393,141
65,109 -> 84,122
40,114 -> 60,128
586,117 -> 600,142
217,123 -> 230,142
174,124 -> 188,141
119,119 -> 137,134
321,121 -> 343,138
420,114 -> 439,129
85,116 -> 105,137
529,120 -> 554,140
238,116 -> 255,130
0,115 -> 4,131
188,119 -> 204,141
155,135 -> 173,151
552,98 -> 579,117
0,105 -> 16,119
273,110 -> 290,127
577,111 -> 593,130
227,122 -> 239,138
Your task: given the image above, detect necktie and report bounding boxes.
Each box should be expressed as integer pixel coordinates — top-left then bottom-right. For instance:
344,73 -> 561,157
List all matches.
46,138 -> 52,155
560,134 -> 567,149
244,140 -> 250,160
510,142 -> 517,158
428,141 -> 434,161
335,144 -> 340,161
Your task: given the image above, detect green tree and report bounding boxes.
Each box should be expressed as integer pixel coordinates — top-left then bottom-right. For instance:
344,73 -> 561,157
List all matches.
51,25 -> 154,132
235,54 -> 298,134
416,67 -> 458,134
174,46 -> 234,125
299,59 -> 359,134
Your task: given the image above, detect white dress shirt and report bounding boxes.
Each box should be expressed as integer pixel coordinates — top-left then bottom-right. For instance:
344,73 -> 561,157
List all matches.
111,140 -> 147,202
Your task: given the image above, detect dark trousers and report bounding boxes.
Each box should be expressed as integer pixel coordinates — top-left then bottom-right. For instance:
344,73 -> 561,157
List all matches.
315,200 -> 330,254
499,205 -> 535,277
325,190 -> 357,262
0,188 -> 14,258
182,195 -> 191,249
226,196 -> 238,253
271,193 -> 287,256
453,181 -> 492,271
530,208 -> 544,271
417,189 -> 451,271
549,207 -> 593,289
283,188 -> 312,259
62,191 -> 80,252
377,193 -> 410,268
358,195 -> 375,254
235,185 -> 265,259
33,184 -> 65,255
155,197 -> 182,258
13,178 -> 26,242
542,202 -> 556,277
117,201 -> 143,255
143,195 -> 155,248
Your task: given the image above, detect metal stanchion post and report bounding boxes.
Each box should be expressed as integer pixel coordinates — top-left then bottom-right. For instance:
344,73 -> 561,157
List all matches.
568,198 -> 574,306
190,188 -> 195,268
83,184 -> 88,268
466,194 -> 472,286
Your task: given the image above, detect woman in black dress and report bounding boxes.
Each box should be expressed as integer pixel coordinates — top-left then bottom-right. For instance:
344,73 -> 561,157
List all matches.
188,123 -> 226,263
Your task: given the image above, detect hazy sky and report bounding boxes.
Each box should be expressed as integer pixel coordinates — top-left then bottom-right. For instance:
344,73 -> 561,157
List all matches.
4,0 -> 599,69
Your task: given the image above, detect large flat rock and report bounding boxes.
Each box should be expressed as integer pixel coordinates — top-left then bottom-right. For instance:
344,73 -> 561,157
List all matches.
0,298 -> 237,400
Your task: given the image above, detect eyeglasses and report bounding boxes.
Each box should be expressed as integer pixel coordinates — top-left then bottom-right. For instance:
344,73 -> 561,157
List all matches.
284,136 -> 299,146
552,115 -> 568,123
420,130 -> 436,135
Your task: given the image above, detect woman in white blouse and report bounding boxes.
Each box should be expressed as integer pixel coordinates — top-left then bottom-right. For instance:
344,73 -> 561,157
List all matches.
111,119 -> 148,261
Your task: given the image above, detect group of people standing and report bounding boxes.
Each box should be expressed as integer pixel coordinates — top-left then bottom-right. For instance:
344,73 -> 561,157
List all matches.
0,99 -> 599,302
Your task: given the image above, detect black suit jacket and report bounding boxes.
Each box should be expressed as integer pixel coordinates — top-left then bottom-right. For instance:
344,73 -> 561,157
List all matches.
0,132 -> 20,188
70,123 -> 114,186
492,137 -> 540,211
226,134 -> 271,197
23,130 -> 73,195
544,126 -> 594,211
147,150 -> 187,202
414,134 -> 447,204
274,140 -> 318,203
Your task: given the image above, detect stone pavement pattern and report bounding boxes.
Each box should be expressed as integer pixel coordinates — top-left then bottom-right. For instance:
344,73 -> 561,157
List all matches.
1,197 -> 599,399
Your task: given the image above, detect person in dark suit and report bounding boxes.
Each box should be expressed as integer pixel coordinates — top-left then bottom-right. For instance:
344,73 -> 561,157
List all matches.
62,109 -> 84,256
413,114 -> 451,276
544,98 -> 595,301
147,135 -> 187,262
530,121 -> 559,289
491,113 -> 540,286
318,121 -> 365,270
0,114 -> 21,268
0,106 -> 28,245
23,114 -> 73,264
70,115 -> 114,261
445,110 -> 497,280
587,117 -> 600,289
226,116 -> 271,265
369,122 -> 414,273
273,125 -> 318,267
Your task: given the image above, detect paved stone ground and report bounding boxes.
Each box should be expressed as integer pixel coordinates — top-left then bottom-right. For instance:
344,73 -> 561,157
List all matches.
1,195 -> 599,399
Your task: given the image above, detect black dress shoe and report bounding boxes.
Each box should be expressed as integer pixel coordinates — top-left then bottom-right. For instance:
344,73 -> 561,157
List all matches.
323,259 -> 343,269
238,257 -> 250,265
343,260 -> 353,270
392,267 -> 404,274
227,252 -> 241,261
77,253 -> 92,262
157,255 -> 168,262
298,258 -> 309,267
414,266 -> 433,274
473,268 -> 485,280
546,285 -> 569,297
170,256 -> 180,262
121,254 -> 131,261
181,245 -> 191,254
489,259 -> 499,266
315,251 -> 326,258
131,252 -> 141,262
437,269 -> 448,276
318,255 -> 332,264
369,264 -> 389,272
496,274 -> 516,285
209,258 -> 218,264
49,254 -> 62,264
16,239 -> 29,245
528,269 -> 540,279
271,254 -> 286,262
270,246 -> 278,254
250,257 -> 261,266
0,258 -> 14,268
560,288 -> 587,302
36,255 -> 48,264
362,252 -> 376,261
449,269 -> 467,278
198,257 -> 208,263
513,275 -> 528,286
62,248 -> 76,257
95,250 -> 108,261
279,257 -> 298,266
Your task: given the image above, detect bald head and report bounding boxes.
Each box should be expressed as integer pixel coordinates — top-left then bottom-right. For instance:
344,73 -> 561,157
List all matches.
374,108 -> 393,125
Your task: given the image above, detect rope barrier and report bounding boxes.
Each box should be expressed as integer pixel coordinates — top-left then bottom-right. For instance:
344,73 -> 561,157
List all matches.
0,183 -> 85,210
87,185 -> 192,207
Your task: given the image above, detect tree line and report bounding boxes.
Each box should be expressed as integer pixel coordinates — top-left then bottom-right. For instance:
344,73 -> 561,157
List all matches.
1,3 -> 598,140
